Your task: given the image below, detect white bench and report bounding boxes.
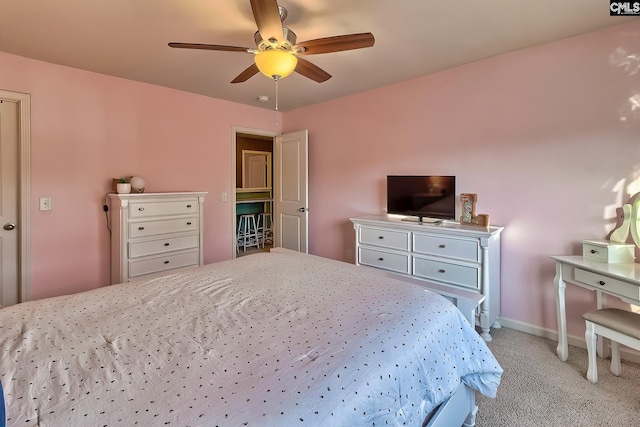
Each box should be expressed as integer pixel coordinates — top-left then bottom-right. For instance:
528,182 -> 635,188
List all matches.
583,308 -> 640,384
359,266 -> 485,329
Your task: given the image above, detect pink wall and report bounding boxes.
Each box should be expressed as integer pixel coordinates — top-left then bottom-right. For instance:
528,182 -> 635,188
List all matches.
0,51 -> 279,300
1,20 -> 639,341
283,20 -> 640,339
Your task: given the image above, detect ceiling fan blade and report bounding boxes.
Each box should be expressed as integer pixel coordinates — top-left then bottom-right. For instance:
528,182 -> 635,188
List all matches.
295,33 -> 375,55
231,63 -> 260,84
168,42 -> 249,52
295,57 -> 331,83
250,0 -> 283,44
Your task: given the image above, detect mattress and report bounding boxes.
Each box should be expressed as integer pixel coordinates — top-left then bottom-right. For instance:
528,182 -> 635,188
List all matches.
0,249 -> 501,426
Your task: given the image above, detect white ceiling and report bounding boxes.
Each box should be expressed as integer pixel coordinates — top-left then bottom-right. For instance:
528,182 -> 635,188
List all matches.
1,1 -> 636,111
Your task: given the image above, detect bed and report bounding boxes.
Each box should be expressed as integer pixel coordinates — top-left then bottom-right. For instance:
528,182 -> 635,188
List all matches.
0,248 -> 501,426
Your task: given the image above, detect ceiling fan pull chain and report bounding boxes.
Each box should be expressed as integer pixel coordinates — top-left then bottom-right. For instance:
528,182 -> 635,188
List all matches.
275,77 -> 279,125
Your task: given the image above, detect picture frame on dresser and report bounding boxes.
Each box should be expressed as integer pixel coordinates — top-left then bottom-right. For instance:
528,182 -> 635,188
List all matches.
350,215 -> 504,341
108,192 -> 207,284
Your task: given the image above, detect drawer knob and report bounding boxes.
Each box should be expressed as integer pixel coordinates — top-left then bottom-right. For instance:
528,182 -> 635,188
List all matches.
138,226 -> 145,230
164,260 -> 170,264
186,204 -> 192,208
438,269 -> 446,273
187,221 -> 192,225
378,257 -> 384,261
164,243 -> 170,246
598,280 -> 605,286
138,207 -> 144,211
591,249 -> 597,254
378,236 -> 384,239
438,244 -> 446,248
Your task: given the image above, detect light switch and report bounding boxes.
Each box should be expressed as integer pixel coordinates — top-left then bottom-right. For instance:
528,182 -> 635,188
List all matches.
221,192 -> 228,202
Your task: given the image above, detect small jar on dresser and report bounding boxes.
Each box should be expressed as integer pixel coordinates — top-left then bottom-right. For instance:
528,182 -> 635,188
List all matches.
108,192 -> 207,284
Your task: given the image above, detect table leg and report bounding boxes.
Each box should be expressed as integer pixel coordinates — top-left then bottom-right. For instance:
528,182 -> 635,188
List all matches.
554,261 -> 568,361
596,291 -> 609,359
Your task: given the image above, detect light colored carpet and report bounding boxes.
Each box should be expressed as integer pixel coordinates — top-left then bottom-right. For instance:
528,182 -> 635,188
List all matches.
476,327 -> 640,426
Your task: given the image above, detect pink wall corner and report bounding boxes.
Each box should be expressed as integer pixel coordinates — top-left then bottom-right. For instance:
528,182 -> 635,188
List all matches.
283,20 -> 640,339
0,51 -> 278,300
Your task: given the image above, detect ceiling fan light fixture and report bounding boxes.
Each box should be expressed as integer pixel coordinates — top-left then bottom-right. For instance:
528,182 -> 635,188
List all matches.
170,1 -> 374,85
254,49 -> 298,80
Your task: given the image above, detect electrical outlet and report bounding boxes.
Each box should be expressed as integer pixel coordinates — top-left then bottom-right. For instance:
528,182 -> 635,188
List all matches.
346,248 -> 353,260
39,197 -> 51,211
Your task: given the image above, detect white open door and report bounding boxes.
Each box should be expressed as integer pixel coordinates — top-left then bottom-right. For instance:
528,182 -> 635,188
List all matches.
0,90 -> 30,307
0,100 -> 19,307
274,130 -> 308,253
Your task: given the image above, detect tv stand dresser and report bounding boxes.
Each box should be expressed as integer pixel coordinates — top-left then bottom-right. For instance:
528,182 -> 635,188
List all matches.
350,215 -> 503,341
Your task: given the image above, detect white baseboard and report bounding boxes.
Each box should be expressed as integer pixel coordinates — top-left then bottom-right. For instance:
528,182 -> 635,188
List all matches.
497,317 -> 640,365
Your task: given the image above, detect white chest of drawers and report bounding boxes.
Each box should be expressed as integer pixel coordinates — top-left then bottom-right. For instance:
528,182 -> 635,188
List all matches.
350,215 -> 503,341
108,192 -> 207,284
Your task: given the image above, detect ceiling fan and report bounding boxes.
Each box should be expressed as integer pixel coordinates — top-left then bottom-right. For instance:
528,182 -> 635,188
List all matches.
168,0 -> 375,84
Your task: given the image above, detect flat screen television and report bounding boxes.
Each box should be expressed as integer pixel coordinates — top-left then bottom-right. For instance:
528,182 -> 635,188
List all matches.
386,175 -> 456,222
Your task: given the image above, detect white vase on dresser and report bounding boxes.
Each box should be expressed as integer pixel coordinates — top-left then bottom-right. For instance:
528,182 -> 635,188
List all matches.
108,192 -> 207,284
350,215 -> 503,341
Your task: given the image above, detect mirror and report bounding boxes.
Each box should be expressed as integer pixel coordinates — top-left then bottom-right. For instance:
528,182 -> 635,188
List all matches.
241,150 -> 272,190
608,192 -> 640,261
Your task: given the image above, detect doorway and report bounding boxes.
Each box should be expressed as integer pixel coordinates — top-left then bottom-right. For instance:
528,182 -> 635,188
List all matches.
0,90 -> 31,307
233,130 -> 275,258
231,127 -> 309,258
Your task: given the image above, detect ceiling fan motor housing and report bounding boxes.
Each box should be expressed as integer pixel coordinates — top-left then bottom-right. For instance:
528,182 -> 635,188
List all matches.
254,27 -> 297,51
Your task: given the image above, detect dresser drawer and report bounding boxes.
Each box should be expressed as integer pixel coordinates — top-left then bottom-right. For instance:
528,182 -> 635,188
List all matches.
413,256 -> 480,290
129,250 -> 199,278
413,234 -> 478,262
359,247 -> 410,274
129,199 -> 199,218
359,227 -> 410,251
129,234 -> 199,258
129,217 -> 198,238
574,268 -> 640,300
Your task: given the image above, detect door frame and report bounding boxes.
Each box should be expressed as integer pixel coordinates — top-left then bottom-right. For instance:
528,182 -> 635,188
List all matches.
0,89 -> 31,303
231,126 -> 277,258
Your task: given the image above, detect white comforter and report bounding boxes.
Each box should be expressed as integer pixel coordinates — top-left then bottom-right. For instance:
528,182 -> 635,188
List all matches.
0,249 -> 501,426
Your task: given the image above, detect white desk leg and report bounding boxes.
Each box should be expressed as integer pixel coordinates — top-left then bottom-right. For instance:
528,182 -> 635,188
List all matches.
596,291 -> 609,359
554,261 -> 568,361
